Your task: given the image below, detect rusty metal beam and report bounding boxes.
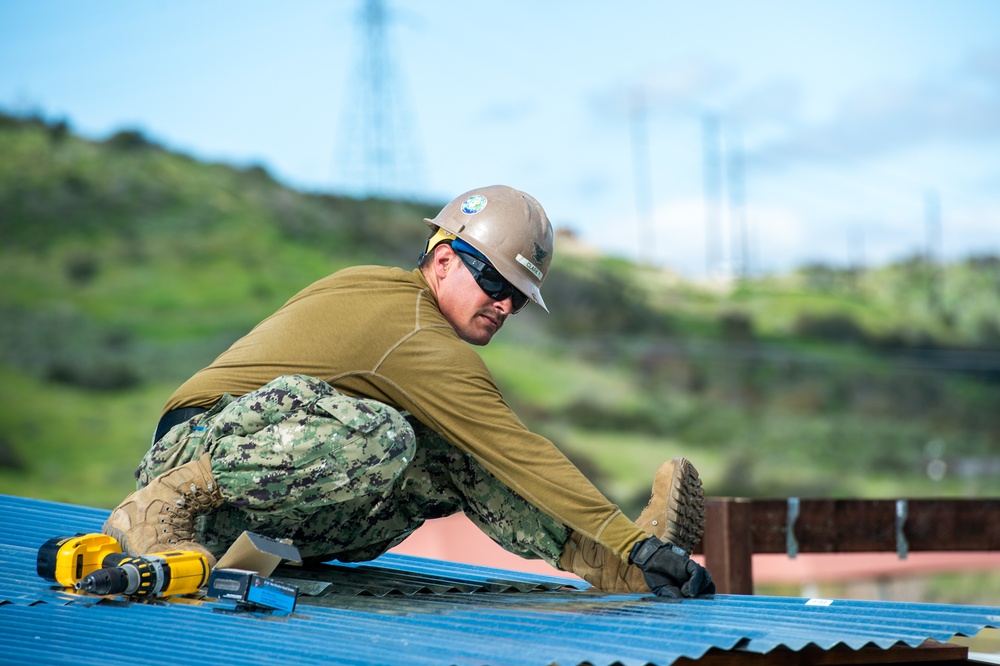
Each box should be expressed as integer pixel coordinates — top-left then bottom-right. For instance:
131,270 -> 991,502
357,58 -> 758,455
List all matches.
703,498 -> 754,594
696,497 -> 1000,596
749,498 -> 1000,554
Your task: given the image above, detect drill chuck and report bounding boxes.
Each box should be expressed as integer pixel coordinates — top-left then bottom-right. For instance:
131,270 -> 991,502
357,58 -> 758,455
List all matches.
76,564 -> 138,596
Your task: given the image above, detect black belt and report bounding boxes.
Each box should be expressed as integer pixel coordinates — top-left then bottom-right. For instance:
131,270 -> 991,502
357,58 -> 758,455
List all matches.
153,406 -> 209,443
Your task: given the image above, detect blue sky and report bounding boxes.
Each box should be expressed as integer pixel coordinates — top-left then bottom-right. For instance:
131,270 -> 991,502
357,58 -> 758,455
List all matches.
3,1 -> 999,277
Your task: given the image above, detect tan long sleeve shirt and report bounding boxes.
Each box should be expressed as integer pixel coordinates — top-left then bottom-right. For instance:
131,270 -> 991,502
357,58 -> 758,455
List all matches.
165,265 -> 647,560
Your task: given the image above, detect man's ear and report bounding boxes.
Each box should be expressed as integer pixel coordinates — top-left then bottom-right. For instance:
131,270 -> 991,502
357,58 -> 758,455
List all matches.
431,243 -> 457,278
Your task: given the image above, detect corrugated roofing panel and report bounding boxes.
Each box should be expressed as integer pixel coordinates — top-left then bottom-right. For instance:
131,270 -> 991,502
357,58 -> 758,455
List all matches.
2,493 -> 999,665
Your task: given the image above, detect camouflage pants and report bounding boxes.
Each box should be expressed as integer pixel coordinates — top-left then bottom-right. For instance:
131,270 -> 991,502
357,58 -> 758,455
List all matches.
137,374 -> 569,565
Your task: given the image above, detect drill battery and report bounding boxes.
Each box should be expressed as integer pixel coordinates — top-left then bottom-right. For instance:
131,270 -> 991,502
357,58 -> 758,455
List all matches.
36,533 -> 123,588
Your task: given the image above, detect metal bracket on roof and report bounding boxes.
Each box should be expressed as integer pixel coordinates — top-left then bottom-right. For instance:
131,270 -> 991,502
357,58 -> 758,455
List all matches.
896,499 -> 909,559
787,497 -> 800,559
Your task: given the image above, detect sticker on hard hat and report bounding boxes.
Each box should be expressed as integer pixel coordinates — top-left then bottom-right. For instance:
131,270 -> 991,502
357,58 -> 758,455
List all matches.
532,241 -> 548,265
461,195 -> 487,215
516,253 -> 544,280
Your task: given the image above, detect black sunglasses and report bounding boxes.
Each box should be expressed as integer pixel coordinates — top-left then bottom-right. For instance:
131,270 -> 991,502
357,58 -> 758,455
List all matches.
454,249 -> 530,313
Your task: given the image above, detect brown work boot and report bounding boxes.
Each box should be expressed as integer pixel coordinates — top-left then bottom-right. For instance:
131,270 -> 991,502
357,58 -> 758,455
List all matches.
558,531 -> 648,593
102,453 -> 223,566
636,458 -> 705,556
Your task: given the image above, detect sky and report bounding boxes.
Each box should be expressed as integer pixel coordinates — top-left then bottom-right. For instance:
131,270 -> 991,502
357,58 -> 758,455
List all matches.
2,1 -> 999,278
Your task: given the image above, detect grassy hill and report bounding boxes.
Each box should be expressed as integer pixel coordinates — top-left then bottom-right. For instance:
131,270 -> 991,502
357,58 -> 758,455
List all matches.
2,111 -> 999,522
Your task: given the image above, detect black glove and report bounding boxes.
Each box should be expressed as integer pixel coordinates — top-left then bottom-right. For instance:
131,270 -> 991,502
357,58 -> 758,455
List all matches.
629,536 -> 716,598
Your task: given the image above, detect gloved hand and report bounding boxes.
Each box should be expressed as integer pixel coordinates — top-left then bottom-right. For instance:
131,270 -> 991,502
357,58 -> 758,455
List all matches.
629,536 -> 716,598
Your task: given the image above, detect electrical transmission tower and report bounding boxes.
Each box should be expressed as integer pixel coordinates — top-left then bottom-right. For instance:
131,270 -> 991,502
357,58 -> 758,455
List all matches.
702,115 -> 753,280
338,0 -> 424,198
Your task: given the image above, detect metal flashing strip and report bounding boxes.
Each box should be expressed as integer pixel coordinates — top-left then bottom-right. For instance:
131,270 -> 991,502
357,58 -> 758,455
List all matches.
274,556 -> 581,597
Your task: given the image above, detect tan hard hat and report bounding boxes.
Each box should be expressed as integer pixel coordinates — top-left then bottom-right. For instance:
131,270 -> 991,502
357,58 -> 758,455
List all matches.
424,185 -> 554,312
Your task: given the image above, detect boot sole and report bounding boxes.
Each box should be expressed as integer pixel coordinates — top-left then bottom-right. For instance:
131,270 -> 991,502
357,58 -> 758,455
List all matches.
640,458 -> 706,556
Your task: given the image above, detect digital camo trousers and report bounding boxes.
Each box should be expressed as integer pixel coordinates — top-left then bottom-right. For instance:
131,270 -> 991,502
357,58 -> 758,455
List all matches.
136,374 -> 569,565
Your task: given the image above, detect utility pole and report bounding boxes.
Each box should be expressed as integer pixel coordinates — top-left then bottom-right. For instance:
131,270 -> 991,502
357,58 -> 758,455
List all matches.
702,114 -> 723,278
849,227 -> 866,271
727,126 -> 749,279
925,189 -> 942,313
848,227 -> 866,292
629,88 -> 656,263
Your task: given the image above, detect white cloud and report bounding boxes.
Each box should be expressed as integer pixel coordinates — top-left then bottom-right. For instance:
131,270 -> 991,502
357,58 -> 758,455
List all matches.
748,46 -> 1000,172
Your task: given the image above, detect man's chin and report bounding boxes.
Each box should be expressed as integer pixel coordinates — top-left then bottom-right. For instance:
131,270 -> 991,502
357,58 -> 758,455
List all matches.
470,331 -> 496,346
462,325 -> 498,346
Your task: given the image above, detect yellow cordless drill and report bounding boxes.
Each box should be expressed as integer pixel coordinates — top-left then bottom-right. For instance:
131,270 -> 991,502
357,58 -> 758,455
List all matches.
75,550 -> 209,597
37,533 -> 210,598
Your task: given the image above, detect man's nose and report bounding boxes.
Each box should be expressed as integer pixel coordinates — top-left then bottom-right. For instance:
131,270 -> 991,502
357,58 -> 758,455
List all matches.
493,296 -> 513,316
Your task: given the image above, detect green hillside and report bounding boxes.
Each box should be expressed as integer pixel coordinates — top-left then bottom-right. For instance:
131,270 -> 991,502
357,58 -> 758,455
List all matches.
2,111 -> 999,522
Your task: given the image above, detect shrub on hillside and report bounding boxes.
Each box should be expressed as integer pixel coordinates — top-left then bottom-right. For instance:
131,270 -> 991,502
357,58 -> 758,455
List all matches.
720,310 -> 754,341
543,261 -> 668,336
0,435 -> 26,471
793,313 -> 869,345
46,357 -> 141,391
105,128 -> 158,151
0,306 -> 142,391
798,262 -> 860,292
64,251 -> 101,284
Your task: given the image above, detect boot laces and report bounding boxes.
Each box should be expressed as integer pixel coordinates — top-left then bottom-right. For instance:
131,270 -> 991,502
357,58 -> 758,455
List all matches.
158,481 -> 220,535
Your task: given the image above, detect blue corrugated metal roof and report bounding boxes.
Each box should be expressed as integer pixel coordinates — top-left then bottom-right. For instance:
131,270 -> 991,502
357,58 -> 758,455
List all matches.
2,493 -> 998,665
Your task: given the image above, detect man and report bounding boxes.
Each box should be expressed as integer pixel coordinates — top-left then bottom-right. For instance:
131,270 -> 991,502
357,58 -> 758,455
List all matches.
103,185 -> 714,598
